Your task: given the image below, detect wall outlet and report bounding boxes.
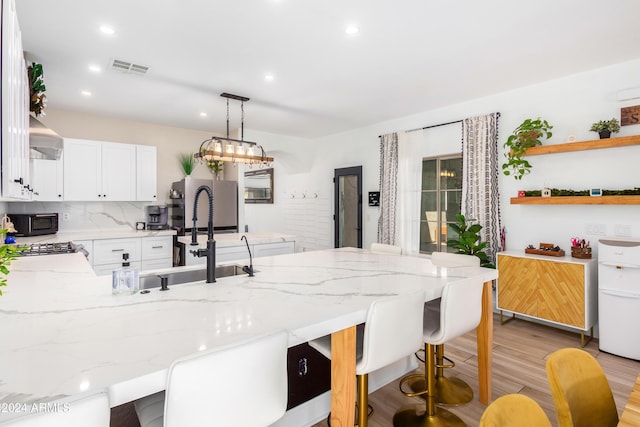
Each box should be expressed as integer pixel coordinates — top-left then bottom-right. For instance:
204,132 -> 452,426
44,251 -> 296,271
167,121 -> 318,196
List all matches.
614,224 -> 632,237
586,223 -> 606,235
62,212 -> 70,221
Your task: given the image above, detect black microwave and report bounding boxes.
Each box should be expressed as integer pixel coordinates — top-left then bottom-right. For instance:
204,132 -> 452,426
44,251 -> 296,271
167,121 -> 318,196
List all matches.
10,213 -> 58,236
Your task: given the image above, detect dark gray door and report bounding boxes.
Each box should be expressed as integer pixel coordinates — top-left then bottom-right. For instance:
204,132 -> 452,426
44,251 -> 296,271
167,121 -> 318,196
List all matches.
334,166 -> 362,248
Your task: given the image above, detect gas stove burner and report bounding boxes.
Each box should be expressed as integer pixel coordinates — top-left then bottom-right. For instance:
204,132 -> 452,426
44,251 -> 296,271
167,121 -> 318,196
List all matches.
21,242 -> 78,256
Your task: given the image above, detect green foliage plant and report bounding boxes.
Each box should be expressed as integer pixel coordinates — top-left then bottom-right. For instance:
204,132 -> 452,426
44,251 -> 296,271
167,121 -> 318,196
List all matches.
28,63 -> 47,116
0,232 -> 27,295
446,214 -> 495,268
589,118 -> 620,134
179,153 -> 194,176
207,160 -> 223,176
502,118 -> 553,180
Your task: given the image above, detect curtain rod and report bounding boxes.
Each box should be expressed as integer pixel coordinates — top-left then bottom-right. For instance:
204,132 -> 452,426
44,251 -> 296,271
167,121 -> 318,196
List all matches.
378,112 -> 500,137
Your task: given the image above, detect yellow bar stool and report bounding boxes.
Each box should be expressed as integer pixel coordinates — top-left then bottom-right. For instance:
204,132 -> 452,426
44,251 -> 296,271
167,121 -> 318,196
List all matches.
546,348 -> 618,427
0,390 -> 110,426
407,252 -> 480,406
394,276 -> 485,427
309,289 -> 425,427
134,331 -> 288,427
479,394 -> 552,427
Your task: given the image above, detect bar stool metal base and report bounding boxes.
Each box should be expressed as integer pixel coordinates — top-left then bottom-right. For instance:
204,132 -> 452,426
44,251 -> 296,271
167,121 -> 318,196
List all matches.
393,405 -> 466,427
406,376 -> 473,406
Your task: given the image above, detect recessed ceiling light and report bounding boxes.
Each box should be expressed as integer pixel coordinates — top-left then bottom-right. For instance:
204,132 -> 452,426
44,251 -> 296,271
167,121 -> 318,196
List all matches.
264,74 -> 274,82
345,25 -> 359,35
88,64 -> 102,73
199,112 -> 207,117
81,90 -> 92,97
99,25 -> 115,35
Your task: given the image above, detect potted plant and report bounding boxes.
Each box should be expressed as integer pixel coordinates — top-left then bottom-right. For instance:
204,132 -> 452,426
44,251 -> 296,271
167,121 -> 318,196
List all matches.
179,153 -> 194,176
28,62 -> 47,117
590,118 -> 620,139
502,118 -> 553,180
446,214 -> 495,268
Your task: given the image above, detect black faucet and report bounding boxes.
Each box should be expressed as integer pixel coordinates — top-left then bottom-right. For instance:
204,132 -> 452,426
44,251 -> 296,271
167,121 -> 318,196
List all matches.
189,185 -> 216,283
241,235 -> 254,277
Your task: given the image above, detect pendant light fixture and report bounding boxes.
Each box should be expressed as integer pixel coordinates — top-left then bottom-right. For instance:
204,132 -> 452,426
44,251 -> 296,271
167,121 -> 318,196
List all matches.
194,93 -> 274,166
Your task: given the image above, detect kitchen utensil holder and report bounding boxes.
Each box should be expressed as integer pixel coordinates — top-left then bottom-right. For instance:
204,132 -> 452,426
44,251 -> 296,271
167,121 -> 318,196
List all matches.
571,247 -> 592,259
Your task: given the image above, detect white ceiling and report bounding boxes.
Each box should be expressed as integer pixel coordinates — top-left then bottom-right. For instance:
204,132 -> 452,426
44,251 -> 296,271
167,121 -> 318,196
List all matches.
15,0 -> 640,139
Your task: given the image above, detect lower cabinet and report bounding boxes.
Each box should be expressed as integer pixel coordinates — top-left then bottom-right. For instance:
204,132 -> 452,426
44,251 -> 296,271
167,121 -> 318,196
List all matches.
184,240 -> 295,266
76,235 -> 173,276
497,252 -> 597,336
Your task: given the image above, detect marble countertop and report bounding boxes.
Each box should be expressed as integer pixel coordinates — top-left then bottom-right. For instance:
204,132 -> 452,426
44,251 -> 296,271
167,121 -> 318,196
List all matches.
0,248 -> 496,415
14,229 -> 176,245
177,231 -> 295,248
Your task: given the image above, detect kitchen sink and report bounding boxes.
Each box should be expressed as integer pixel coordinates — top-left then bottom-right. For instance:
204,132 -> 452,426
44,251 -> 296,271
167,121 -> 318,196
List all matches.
139,264 -> 249,290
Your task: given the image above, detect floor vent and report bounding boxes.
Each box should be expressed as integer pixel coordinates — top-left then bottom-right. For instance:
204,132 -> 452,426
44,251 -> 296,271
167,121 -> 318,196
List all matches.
111,59 -> 149,76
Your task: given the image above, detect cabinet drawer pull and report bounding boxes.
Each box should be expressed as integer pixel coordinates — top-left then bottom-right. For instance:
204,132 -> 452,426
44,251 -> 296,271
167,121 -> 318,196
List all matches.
152,245 -> 164,249
111,249 -> 125,252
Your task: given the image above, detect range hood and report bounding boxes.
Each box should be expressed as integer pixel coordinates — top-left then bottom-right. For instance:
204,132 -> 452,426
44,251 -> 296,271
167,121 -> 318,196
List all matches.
29,116 -> 63,160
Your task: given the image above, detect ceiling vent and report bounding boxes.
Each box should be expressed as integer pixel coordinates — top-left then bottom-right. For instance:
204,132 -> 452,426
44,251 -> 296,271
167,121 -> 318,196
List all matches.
111,59 -> 149,76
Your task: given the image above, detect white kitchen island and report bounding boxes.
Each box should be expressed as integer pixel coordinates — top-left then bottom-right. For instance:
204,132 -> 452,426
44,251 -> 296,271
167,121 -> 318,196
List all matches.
0,248 -> 497,426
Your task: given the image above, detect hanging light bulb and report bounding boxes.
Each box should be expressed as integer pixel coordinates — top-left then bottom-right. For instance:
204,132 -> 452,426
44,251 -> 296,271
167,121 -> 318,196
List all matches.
214,140 -> 222,153
226,143 -> 235,154
236,145 -> 245,155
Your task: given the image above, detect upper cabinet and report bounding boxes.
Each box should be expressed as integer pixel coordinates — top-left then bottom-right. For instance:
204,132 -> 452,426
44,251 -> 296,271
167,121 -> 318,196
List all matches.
1,0 -> 30,200
30,156 -> 64,201
136,145 -> 157,201
61,138 -> 156,202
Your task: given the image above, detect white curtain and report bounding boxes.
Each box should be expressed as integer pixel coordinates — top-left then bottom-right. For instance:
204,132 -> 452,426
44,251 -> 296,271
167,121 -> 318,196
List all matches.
377,133 -> 399,244
462,113 -> 501,263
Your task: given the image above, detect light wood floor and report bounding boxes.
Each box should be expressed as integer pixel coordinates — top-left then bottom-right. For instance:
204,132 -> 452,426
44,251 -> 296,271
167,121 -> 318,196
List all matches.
310,314 -> 640,427
111,314 -> 640,427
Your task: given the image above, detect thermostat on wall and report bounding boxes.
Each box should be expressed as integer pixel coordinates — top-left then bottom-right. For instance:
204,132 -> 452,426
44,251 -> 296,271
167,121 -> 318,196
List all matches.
590,188 -> 602,197
368,191 -> 380,207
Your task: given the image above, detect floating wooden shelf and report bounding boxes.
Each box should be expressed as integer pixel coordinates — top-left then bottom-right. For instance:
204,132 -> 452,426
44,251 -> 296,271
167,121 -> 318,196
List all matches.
524,135 -> 640,156
510,195 -> 640,205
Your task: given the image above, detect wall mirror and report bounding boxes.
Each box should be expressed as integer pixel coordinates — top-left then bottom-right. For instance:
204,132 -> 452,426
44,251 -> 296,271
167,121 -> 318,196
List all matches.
244,168 -> 274,204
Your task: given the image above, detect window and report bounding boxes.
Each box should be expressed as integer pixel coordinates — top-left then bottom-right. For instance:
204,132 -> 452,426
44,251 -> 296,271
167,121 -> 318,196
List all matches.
419,155 -> 462,253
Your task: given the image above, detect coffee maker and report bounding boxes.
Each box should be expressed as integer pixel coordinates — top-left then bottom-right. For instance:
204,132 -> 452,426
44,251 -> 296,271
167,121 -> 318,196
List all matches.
145,205 -> 169,230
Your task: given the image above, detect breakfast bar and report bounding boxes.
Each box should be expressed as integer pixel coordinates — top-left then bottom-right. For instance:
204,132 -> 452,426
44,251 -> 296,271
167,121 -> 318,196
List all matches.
0,248 -> 497,425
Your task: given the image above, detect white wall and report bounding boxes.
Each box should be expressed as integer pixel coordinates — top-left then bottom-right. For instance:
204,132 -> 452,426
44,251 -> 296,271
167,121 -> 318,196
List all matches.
244,58 -> 640,256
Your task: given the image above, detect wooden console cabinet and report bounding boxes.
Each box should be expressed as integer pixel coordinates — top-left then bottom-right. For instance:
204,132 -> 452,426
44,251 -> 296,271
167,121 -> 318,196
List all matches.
497,251 -> 597,346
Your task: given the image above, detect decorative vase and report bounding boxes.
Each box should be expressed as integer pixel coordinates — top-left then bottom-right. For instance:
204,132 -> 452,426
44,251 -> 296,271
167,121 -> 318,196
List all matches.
599,130 -> 611,139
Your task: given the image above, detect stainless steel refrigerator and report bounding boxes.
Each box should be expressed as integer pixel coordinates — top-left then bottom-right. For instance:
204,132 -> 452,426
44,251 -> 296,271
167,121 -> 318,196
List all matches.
169,178 -> 238,233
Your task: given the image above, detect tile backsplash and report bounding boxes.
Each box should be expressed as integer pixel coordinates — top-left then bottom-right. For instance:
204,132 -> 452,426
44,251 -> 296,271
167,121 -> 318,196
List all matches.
6,201 -> 153,232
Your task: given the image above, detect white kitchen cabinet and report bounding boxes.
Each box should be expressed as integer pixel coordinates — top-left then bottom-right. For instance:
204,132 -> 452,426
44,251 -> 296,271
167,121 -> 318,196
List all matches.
87,236 -> 173,276
184,240 -> 295,266
253,241 -> 295,258
30,157 -> 64,200
1,0 -> 30,200
141,235 -> 172,270
136,145 -> 157,201
63,138 -> 136,201
93,238 -> 141,266
94,261 -> 142,277
101,142 -> 136,200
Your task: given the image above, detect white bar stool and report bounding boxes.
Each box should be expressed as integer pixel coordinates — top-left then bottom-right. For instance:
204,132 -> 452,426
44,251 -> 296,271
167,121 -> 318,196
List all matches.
0,390 -> 110,427
134,331 -> 288,427
309,289 -> 425,427
394,276 -> 485,427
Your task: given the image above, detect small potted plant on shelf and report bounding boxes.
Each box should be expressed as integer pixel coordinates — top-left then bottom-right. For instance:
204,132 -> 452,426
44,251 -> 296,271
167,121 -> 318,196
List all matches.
502,118 -> 553,180
589,118 -> 620,139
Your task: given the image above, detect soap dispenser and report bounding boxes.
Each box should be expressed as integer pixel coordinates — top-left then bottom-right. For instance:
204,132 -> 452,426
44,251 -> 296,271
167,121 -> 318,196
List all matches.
112,253 -> 139,295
